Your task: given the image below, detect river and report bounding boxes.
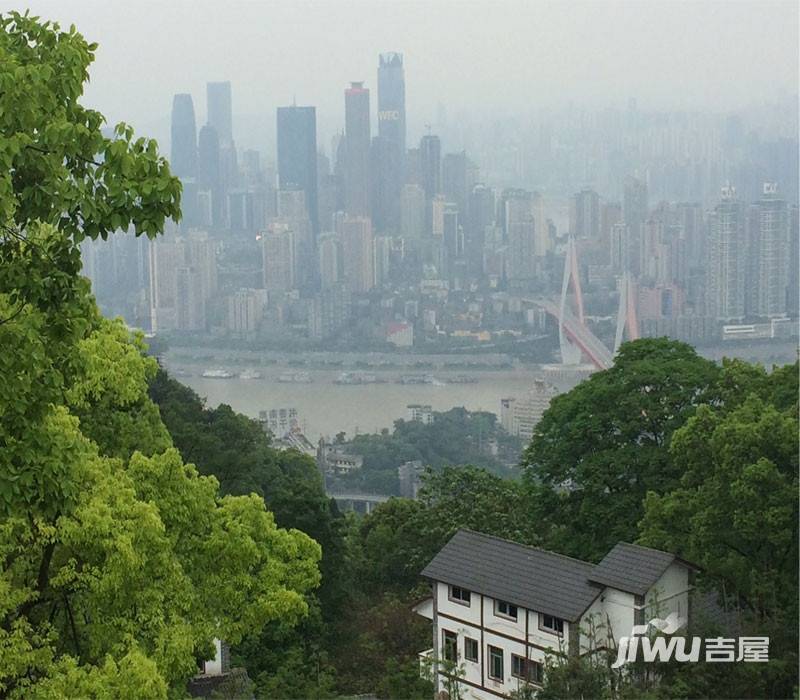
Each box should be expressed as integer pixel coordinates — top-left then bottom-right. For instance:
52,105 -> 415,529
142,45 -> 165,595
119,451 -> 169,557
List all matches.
171,365 -> 568,439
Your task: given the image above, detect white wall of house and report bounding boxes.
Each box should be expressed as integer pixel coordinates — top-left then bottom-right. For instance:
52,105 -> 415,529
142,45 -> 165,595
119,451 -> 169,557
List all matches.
204,638 -> 223,676
579,595 -> 608,654
598,587 -> 637,648
645,562 -> 690,622
432,583 -> 572,700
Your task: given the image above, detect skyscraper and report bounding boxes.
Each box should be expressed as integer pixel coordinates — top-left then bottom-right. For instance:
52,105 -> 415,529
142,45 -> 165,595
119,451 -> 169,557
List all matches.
377,52 -> 405,230
377,53 -> 406,156
370,135 -> 401,233
170,94 -> 198,178
262,222 -> 296,292
570,189 -> 601,239
340,216 -> 374,293
400,184 -> 426,240
623,177 -> 648,276
197,125 -> 222,228
206,81 -> 232,145
420,135 -> 441,201
707,185 -> 746,321
277,105 -> 319,238
443,152 -> 469,221
747,182 -> 790,318
344,82 -> 371,216
467,184 -> 495,275
502,189 -> 536,285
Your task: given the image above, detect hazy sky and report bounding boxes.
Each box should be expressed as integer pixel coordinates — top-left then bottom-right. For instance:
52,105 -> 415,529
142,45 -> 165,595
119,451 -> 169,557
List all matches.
17,0 -> 800,152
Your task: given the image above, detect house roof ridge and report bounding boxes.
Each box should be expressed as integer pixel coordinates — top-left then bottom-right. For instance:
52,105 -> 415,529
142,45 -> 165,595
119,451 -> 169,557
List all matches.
455,528 -> 595,567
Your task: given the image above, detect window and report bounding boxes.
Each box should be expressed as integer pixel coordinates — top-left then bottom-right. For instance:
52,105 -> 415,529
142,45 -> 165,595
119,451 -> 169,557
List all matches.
449,585 -> 471,605
443,630 -> 458,663
512,656 -> 544,684
511,654 -> 527,679
495,599 -> 518,620
488,645 -> 504,680
464,637 -> 478,662
529,660 -> 544,684
540,613 -> 564,635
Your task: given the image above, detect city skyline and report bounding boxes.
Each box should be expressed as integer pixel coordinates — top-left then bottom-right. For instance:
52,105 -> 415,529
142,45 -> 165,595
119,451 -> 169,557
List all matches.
19,0 -> 800,154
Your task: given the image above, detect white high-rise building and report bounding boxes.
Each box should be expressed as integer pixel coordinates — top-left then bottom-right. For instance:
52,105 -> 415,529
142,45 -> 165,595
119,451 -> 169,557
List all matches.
341,216 -> 374,294
748,183 -> 790,318
262,222 -> 296,292
706,185 -> 746,321
500,379 -> 559,443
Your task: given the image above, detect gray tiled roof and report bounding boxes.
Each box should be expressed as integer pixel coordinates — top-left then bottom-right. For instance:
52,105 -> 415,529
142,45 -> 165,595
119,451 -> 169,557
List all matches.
589,542 -> 677,596
420,530 -> 602,622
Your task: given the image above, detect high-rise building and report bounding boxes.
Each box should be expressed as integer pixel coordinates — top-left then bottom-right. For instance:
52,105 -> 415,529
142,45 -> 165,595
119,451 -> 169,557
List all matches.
277,105 -> 319,238
707,185 -> 746,321
377,53 -> 406,156
610,222 -> 629,272
420,135 -> 441,201
370,135 -> 401,233
570,189 -> 601,239
318,233 -> 341,290
197,125 -> 222,228
747,182 -> 790,318
206,81 -> 233,145
373,235 -> 394,287
443,152 -> 468,220
400,184 -> 426,240
500,379 -> 560,443
175,266 -> 206,331
340,216 -> 374,293
376,53 -> 405,231
149,231 -> 216,332
623,177 -> 648,276
531,192 -> 549,258
344,82 -> 371,216
170,94 -> 198,178
262,222 -> 296,292
502,189 -> 536,284
467,183 -> 495,275
227,288 -> 267,333
441,202 -> 463,282
789,205 -> 799,317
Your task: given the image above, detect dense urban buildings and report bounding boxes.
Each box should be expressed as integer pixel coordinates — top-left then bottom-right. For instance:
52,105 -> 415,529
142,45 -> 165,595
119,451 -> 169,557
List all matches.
85,49 -> 798,363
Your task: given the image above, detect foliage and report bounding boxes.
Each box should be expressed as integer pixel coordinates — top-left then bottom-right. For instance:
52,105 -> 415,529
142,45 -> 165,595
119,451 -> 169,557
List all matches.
0,12 -> 319,697
149,370 -> 352,696
521,338 -> 720,561
0,11 -> 181,243
639,360 -> 798,699
333,407 -> 523,494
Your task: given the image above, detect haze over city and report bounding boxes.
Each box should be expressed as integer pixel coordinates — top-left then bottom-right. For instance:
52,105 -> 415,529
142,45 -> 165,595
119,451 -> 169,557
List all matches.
19,0 -> 800,152
1,5 -> 798,699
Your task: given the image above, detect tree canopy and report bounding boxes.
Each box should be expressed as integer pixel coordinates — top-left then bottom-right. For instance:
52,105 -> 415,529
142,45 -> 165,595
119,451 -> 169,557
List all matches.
0,13 -> 320,697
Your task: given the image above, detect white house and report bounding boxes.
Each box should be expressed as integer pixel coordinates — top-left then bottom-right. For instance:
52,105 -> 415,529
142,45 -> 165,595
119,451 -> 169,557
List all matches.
415,530 -> 694,699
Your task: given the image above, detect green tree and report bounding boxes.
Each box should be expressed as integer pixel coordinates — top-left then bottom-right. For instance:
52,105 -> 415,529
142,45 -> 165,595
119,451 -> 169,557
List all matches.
0,13 -> 320,697
639,363 -> 798,699
522,338 -> 719,560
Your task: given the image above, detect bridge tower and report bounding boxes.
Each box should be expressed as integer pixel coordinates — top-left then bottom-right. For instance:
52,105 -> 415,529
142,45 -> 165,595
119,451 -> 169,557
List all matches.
558,234 -> 586,365
613,271 -> 640,353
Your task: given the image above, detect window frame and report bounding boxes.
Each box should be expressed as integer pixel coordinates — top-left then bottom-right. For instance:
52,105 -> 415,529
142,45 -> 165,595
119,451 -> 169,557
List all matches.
442,629 -> 458,663
539,612 -> 565,636
448,584 -> 472,606
511,655 -> 545,684
494,598 -> 519,621
511,653 -> 527,680
488,645 -> 504,681
464,636 -> 479,662
528,659 -> 544,684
